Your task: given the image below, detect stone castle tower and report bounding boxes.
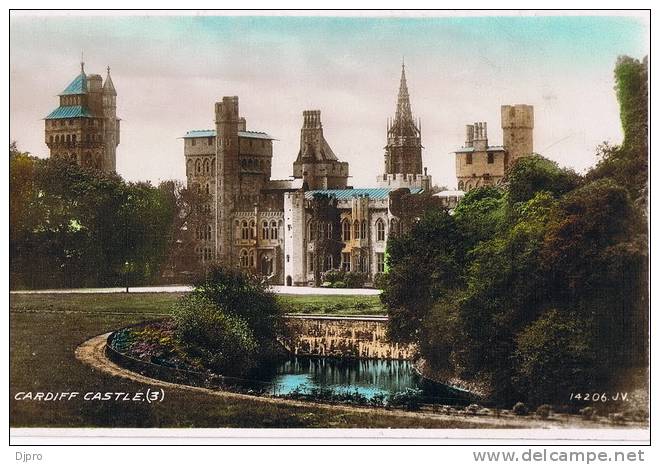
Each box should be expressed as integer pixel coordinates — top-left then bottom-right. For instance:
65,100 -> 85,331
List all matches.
377,63 -> 431,190
454,104 -> 534,191
292,110 -> 349,190
44,61 -> 119,172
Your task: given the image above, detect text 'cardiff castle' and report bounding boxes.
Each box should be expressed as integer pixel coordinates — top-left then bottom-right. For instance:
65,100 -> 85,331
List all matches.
46,62 -> 534,286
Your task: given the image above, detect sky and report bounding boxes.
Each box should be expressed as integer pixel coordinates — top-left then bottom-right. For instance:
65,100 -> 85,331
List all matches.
10,12 -> 649,189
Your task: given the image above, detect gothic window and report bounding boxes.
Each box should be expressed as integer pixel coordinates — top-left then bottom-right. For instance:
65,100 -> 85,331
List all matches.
308,252 -> 315,272
487,152 -> 494,164
249,250 -> 255,268
342,220 -> 351,241
270,221 -> 278,240
342,252 -> 351,272
191,138 -> 196,147
49,136 -> 54,144
195,160 -> 201,174
324,255 -> 333,272
206,224 -> 212,240
241,220 -> 249,240
247,220 -> 255,239
211,158 -> 215,175
262,221 -> 270,240
376,219 -> 385,242
307,221 -> 314,241
390,218 -> 399,236
207,137 -> 213,146
360,220 -> 367,240
376,253 -> 385,273
240,249 -> 249,267
466,153 -> 473,165
326,222 -> 333,239
353,221 -> 360,240
204,184 -> 210,195
204,159 -> 210,174
261,255 -> 273,275
458,180 -> 465,190
72,134 -> 76,143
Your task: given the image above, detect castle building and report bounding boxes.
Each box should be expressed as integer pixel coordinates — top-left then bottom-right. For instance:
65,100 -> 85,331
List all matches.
376,62 -> 432,191
44,61 -> 119,172
183,66 -> 431,286
454,104 -> 534,191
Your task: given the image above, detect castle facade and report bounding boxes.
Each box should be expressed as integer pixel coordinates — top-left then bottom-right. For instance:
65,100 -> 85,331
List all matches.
45,61 -> 119,173
184,65 -> 428,285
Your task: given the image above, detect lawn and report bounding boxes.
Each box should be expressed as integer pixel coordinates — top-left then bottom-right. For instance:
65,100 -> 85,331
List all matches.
10,292 -> 490,428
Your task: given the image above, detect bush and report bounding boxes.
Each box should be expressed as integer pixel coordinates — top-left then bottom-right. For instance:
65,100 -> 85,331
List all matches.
331,281 -> 347,288
173,294 -> 257,375
323,269 -> 345,284
388,388 -> 424,411
373,272 -> 388,290
536,404 -> 552,419
344,272 -> 367,289
512,402 -> 528,416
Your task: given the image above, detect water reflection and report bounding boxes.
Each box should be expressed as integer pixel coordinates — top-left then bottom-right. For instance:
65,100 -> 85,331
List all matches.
271,356 -> 421,399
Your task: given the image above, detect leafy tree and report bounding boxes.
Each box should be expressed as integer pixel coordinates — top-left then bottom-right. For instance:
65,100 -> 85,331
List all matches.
504,154 -> 581,205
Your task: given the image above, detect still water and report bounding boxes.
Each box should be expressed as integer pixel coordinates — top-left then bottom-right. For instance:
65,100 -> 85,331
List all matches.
268,356 -> 467,403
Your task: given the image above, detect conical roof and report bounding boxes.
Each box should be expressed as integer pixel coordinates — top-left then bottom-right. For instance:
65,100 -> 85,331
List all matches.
103,66 -> 116,96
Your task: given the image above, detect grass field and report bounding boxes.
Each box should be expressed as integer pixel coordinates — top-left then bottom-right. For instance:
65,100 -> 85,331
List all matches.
10,291 -> 496,428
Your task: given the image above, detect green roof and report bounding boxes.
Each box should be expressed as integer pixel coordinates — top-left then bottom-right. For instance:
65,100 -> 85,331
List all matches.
60,72 -> 87,96
305,187 -> 423,201
45,105 -> 93,120
183,129 -> 275,140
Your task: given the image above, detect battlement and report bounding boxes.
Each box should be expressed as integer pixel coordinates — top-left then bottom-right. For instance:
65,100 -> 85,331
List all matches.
302,110 -> 322,129
376,172 -> 432,190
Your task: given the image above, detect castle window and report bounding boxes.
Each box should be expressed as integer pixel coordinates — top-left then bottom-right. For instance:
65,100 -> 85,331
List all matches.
458,180 -> 464,190
317,222 -> 325,240
308,252 -> 314,272
323,255 -> 333,272
49,135 -> 54,144
195,160 -> 201,174
360,220 -> 367,240
353,221 -> 359,240
390,218 -> 399,237
376,219 -> 385,242
342,220 -> 351,241
206,224 -> 212,240
466,153 -> 473,165
207,137 -> 213,146
191,138 -> 196,146
270,221 -> 278,240
342,252 -> 351,272
249,250 -> 255,268
307,221 -> 314,241
204,159 -> 210,174
72,134 -> 76,143
326,222 -> 332,239
487,152 -> 494,164
241,220 -> 249,240
240,249 -> 249,267
249,220 -> 256,239
262,221 -> 270,240
376,253 -> 385,273
204,183 -> 210,195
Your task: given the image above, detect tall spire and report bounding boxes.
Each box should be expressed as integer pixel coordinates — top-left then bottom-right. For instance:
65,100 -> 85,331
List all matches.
103,65 -> 116,95
395,60 -> 413,123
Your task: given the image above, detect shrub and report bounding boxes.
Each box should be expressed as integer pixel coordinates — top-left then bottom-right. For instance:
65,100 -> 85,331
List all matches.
512,402 -> 529,416
331,281 -> 347,288
344,272 -> 367,289
323,269 -> 345,284
372,272 -> 388,290
536,404 -> 552,419
388,388 -> 424,411
173,294 -> 257,376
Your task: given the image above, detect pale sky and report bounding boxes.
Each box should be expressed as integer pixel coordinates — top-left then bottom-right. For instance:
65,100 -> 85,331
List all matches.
10,12 -> 649,189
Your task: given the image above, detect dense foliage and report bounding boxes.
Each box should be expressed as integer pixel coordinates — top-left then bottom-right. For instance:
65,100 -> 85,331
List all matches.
173,266 -> 286,375
10,149 -> 177,289
383,56 -> 648,407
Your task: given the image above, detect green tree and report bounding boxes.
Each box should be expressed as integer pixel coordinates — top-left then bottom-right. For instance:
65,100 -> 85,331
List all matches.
505,154 -> 581,205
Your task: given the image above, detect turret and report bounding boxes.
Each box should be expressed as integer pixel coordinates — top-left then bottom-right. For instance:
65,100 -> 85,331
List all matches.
501,104 -> 534,164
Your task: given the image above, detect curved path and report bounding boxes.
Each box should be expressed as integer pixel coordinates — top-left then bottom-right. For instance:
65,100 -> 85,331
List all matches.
74,333 -> 627,430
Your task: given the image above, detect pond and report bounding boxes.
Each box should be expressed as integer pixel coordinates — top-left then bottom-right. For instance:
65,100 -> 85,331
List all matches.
266,356 -> 469,404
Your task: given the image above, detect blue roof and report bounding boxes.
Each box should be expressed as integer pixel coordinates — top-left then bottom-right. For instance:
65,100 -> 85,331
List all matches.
183,129 -> 275,140
45,105 -> 93,120
60,73 -> 87,96
305,187 -> 423,201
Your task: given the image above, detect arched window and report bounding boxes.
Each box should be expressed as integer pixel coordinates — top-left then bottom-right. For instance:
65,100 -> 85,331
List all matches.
326,222 -> 333,239
204,159 -> 210,174
210,158 -> 215,175
235,220 -> 240,238
204,183 -> 210,195
324,255 -> 333,272
307,221 -> 314,241
206,224 -> 212,240
249,220 -> 256,239
360,220 -> 367,240
49,135 -> 54,144
458,180 -> 464,190
353,221 -> 360,240
262,221 -> 269,240
270,221 -> 278,240
240,249 -> 249,267
376,219 -> 385,242
249,250 -> 255,268
241,220 -> 249,240
342,220 -> 351,241
317,222 -> 325,240
195,160 -> 201,174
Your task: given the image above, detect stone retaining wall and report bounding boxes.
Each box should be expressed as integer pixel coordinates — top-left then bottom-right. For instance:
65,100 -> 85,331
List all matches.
282,315 -> 414,360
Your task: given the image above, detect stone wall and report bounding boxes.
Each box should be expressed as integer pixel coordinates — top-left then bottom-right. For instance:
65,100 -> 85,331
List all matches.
282,315 -> 414,360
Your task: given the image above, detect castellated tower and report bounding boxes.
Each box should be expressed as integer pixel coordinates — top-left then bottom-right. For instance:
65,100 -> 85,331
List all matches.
501,104 -> 534,164
215,96 -> 241,265
292,110 -> 349,190
44,61 -> 120,173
